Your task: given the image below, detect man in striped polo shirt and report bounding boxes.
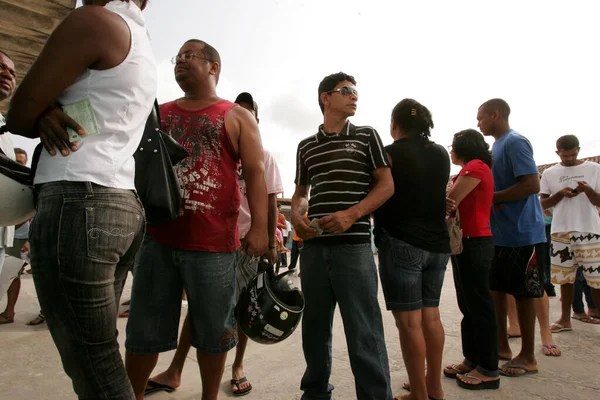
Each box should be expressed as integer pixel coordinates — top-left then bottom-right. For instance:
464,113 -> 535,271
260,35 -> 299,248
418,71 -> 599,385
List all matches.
291,72 -> 394,400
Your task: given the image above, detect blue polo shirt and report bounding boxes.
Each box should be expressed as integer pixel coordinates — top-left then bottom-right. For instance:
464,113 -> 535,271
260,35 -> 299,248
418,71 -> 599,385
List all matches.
491,130 -> 546,247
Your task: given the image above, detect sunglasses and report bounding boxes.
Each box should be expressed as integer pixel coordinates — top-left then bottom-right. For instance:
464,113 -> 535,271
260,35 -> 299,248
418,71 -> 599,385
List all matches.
327,86 -> 358,97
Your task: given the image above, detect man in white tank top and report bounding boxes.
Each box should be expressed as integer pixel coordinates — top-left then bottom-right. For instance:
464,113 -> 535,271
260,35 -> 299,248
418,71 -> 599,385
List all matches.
5,2 -> 156,400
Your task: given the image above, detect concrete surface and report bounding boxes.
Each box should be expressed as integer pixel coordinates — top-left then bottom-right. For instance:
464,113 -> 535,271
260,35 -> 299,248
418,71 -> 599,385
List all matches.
1,261 -> 599,400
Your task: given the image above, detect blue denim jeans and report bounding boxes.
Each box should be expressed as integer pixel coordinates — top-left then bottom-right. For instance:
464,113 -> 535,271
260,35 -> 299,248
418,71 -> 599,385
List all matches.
126,236 -> 237,354
376,231 -> 449,311
299,243 -> 392,400
30,182 -> 145,400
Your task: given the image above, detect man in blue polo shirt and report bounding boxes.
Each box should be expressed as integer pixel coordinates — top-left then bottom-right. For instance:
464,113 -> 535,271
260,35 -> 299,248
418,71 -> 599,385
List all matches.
477,98 -> 546,378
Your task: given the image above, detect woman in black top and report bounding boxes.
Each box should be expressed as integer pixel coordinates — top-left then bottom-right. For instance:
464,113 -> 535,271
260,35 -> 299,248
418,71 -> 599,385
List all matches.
374,99 -> 450,400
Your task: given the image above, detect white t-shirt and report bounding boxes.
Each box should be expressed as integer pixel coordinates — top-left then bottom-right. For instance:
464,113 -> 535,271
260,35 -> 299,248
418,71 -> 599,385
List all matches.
283,220 -> 291,238
237,150 -> 284,238
0,111 -> 16,248
540,161 -> 600,234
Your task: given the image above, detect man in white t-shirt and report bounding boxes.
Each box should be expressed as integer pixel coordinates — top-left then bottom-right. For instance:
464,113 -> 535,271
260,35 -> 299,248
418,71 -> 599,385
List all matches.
540,134 -> 600,332
143,92 -> 284,397
0,49 -> 17,290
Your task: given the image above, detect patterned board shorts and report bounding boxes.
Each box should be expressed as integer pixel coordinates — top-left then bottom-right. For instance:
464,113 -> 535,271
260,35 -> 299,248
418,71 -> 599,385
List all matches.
551,232 -> 600,289
490,244 -> 546,299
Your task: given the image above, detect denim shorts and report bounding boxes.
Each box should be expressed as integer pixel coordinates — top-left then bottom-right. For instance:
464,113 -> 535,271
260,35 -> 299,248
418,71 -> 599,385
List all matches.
377,230 -> 449,311
126,236 -> 238,354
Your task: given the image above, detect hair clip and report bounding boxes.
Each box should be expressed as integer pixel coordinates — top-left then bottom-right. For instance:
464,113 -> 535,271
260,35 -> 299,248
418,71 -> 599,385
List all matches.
410,108 -> 417,116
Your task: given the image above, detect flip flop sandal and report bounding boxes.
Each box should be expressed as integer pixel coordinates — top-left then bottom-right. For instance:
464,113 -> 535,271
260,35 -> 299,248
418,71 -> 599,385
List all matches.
231,377 -> 252,397
0,314 -> 15,324
499,363 -> 539,378
443,364 -> 471,378
144,380 -> 176,396
507,333 -> 521,339
572,315 -> 600,324
542,344 -> 561,357
550,323 -> 573,333
456,373 -> 500,390
26,314 -> 45,326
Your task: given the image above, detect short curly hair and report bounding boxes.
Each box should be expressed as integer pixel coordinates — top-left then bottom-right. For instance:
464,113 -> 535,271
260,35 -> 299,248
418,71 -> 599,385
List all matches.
317,72 -> 356,114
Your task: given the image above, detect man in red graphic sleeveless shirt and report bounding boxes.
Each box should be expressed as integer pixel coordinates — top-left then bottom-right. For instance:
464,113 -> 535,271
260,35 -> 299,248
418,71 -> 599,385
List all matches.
125,40 -> 268,400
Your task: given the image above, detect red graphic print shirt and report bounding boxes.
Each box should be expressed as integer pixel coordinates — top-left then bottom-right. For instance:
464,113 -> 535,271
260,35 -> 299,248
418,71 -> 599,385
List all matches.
146,100 -> 241,252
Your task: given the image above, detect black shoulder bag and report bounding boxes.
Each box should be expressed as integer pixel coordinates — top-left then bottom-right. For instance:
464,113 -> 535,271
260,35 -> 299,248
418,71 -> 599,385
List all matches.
134,100 -> 189,224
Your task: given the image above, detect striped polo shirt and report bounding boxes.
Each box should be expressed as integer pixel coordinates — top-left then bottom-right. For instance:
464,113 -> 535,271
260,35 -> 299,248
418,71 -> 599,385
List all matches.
294,121 -> 389,244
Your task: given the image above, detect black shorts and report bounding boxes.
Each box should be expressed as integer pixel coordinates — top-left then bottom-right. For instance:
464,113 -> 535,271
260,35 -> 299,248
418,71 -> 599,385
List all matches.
490,243 -> 546,299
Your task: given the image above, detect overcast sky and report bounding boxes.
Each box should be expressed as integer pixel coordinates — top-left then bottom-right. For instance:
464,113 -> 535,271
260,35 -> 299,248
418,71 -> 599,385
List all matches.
12,0 -> 600,197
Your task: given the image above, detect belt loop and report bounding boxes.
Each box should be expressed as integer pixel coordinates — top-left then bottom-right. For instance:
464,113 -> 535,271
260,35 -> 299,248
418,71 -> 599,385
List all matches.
85,182 -> 94,198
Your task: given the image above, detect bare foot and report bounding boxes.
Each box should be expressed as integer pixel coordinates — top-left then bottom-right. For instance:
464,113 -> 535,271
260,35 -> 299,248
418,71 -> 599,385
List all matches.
574,313 -> 600,324
231,364 -> 251,394
539,321 -> 561,356
550,319 -> 572,332
500,355 -> 538,376
457,369 -> 500,385
573,312 -> 589,320
444,362 -> 472,376
400,382 -> 444,399
588,309 -> 600,319
0,312 -> 15,324
148,370 -> 181,391
542,344 -> 561,356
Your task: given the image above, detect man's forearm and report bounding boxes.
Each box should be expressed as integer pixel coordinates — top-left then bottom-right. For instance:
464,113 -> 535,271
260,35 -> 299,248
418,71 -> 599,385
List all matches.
494,182 -> 538,204
541,192 -> 564,209
268,194 -> 278,246
291,194 -> 309,227
347,177 -> 393,220
584,188 -> 600,207
245,169 -> 268,230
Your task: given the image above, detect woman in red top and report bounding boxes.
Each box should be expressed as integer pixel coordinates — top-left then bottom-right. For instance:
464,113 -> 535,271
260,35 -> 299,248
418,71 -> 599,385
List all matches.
446,129 -> 500,390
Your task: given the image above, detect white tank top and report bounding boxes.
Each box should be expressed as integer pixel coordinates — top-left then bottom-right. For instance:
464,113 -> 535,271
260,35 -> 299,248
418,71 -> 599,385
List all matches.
34,0 -> 157,189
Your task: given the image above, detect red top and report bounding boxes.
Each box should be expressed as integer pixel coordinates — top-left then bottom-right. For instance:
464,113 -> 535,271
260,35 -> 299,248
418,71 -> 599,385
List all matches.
453,159 -> 494,238
146,100 -> 241,252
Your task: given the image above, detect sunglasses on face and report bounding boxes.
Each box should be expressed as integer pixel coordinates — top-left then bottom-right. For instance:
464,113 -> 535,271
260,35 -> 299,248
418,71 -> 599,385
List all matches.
327,86 -> 358,97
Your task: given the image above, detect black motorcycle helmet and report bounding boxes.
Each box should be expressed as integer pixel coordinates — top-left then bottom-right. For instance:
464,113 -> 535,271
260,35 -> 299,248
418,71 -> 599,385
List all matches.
236,258 -> 304,344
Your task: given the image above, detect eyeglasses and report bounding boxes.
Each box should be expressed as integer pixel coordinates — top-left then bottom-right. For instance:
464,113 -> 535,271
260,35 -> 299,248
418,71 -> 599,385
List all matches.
447,145 -> 454,152
171,52 -> 212,65
327,86 -> 358,97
